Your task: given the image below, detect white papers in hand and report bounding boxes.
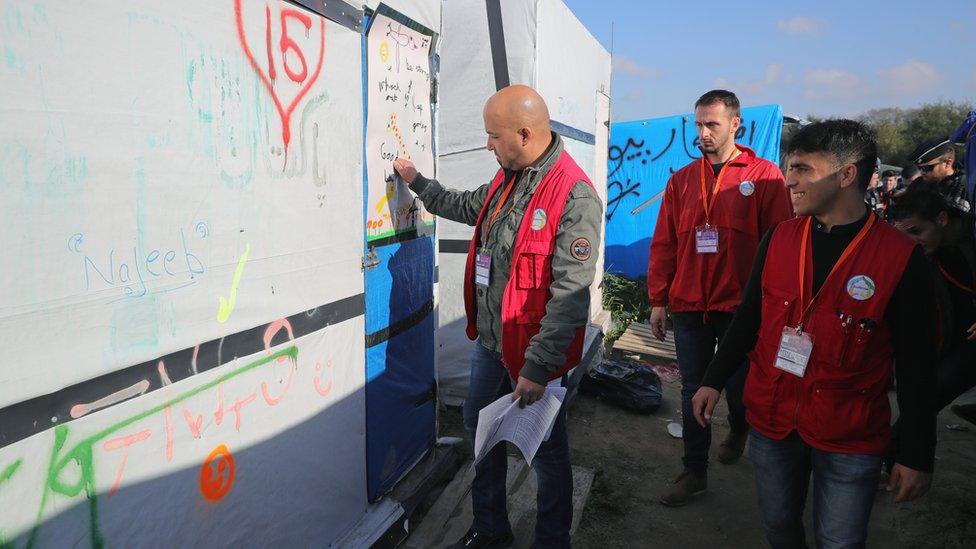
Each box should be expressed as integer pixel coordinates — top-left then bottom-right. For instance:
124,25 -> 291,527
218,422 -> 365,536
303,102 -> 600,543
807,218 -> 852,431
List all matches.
473,387 -> 567,466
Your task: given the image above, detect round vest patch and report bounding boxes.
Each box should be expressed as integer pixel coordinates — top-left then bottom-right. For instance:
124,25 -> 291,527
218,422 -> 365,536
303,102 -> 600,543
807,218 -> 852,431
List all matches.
570,238 -> 592,261
531,208 -> 547,231
846,275 -> 876,301
739,180 -> 755,197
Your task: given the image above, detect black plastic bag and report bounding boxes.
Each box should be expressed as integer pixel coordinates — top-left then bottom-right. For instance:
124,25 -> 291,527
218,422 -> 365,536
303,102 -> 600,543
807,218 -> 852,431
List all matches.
579,358 -> 663,413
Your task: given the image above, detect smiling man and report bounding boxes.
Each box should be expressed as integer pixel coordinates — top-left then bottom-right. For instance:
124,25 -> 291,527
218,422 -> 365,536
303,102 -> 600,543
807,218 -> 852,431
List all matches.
647,89 -> 791,506
692,120 -> 938,548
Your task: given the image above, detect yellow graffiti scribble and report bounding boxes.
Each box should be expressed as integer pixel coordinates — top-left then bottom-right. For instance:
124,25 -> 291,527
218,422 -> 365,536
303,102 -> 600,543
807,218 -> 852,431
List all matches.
379,41 -> 390,63
217,243 -> 251,324
375,178 -> 396,213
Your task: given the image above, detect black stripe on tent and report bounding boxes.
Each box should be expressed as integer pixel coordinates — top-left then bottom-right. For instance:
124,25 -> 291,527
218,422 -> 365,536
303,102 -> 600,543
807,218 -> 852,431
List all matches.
551,119 -> 596,145
288,0 -> 363,32
365,298 -> 435,348
440,239 -> 471,254
0,293 -> 365,449
485,0 -> 510,90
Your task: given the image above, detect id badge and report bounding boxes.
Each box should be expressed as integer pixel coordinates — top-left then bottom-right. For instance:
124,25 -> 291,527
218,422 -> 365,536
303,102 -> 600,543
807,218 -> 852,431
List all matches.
775,327 -> 813,377
695,226 -> 719,254
475,251 -> 491,287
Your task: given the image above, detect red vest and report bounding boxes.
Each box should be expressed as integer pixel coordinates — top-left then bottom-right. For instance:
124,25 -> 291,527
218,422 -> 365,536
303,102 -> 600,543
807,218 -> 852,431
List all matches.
743,214 -> 915,455
463,151 -> 593,380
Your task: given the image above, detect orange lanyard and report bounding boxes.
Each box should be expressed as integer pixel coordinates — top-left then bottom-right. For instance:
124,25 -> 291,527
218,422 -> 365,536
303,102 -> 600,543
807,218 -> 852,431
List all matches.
698,152 -> 736,225
796,213 -> 877,328
938,262 -> 975,294
482,174 -> 518,246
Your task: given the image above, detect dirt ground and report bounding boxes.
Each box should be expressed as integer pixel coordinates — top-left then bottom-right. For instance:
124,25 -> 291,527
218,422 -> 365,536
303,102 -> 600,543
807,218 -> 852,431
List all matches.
438,366 -> 976,548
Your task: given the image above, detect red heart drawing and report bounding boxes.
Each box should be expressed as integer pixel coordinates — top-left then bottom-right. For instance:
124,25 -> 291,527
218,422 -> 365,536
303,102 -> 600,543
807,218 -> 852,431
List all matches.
234,0 -> 326,153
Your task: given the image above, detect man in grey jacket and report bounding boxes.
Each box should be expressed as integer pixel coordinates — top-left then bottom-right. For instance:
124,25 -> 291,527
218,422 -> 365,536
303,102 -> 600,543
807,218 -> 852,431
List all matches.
393,85 -> 601,549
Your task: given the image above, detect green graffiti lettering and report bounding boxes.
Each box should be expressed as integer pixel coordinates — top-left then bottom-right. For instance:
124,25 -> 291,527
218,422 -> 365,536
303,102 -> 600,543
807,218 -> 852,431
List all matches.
23,346 -> 298,548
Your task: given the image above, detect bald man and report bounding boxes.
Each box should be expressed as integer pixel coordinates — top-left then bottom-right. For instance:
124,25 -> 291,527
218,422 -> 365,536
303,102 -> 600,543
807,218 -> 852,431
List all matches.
394,85 -> 602,548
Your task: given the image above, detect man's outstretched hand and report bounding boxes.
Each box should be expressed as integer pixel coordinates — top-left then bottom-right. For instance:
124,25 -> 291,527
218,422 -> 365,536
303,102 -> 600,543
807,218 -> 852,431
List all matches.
393,158 -> 418,184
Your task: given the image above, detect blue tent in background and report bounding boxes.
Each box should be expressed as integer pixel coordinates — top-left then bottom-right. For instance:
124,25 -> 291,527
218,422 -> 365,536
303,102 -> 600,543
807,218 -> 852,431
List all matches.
604,105 -> 785,278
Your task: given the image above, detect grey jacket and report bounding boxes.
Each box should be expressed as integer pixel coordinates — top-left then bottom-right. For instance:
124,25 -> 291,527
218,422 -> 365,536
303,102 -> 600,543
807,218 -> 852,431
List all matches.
409,135 -> 602,384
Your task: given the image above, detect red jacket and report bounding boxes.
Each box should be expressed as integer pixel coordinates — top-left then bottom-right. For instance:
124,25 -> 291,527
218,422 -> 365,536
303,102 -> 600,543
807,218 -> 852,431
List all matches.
648,145 -> 791,313
743,215 -> 915,454
464,152 -> 593,380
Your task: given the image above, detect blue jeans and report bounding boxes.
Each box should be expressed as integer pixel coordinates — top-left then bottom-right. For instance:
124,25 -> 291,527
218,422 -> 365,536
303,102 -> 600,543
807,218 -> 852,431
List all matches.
749,429 -> 883,549
671,312 -> 748,474
463,342 -> 573,548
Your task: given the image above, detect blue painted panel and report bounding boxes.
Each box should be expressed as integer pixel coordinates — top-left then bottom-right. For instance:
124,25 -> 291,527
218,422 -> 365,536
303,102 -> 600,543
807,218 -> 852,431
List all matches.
364,235 -> 436,500
605,105 -> 784,278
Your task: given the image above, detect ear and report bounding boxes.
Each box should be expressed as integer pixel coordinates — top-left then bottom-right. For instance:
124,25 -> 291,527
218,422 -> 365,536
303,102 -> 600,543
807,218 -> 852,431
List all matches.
728,116 -> 741,135
838,164 -> 859,189
518,127 -> 530,145
937,210 -> 949,228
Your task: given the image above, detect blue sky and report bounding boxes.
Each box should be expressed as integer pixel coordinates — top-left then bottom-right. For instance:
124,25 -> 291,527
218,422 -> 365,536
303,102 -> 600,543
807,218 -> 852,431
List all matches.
562,0 -> 976,121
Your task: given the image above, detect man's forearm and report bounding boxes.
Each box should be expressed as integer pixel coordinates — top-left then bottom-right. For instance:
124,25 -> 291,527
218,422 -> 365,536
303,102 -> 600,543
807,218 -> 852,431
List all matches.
409,174 -> 488,226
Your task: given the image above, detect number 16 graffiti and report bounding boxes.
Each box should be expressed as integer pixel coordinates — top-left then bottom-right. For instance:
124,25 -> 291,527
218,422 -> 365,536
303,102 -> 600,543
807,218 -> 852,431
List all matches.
234,0 -> 326,154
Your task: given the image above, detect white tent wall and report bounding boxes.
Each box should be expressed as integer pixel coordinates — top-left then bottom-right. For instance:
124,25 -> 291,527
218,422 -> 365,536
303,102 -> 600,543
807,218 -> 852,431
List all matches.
437,0 -> 611,405
0,0 -> 445,546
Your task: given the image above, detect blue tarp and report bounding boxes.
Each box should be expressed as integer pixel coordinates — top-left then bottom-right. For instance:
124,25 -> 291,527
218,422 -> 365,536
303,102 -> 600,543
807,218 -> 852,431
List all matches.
604,105 -> 784,278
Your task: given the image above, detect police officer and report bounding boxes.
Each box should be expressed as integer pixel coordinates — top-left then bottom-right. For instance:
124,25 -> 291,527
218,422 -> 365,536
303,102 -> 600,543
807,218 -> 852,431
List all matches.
393,85 -> 601,549
693,120 -> 937,547
911,136 -> 969,214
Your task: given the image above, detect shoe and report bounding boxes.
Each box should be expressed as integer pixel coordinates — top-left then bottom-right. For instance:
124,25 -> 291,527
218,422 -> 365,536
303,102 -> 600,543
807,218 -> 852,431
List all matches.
716,430 -> 748,464
951,403 -> 976,427
659,469 -> 707,507
447,528 -> 515,549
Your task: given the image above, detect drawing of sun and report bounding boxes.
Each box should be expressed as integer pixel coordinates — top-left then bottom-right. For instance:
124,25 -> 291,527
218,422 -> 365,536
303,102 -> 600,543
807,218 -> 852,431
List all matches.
379,41 -> 390,63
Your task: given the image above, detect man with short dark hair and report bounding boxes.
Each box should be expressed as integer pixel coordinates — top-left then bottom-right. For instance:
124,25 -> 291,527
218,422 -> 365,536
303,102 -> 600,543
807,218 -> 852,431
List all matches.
911,136 -> 969,213
693,120 -> 937,547
888,182 -> 976,440
647,89 -> 792,506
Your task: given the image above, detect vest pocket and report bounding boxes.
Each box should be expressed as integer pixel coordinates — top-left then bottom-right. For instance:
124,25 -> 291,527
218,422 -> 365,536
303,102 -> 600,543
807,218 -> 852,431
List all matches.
804,382 -> 878,444
516,241 -> 553,290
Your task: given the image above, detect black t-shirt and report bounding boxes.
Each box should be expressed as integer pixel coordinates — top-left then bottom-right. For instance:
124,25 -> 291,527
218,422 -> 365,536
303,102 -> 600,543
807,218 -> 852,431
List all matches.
712,162 -> 726,177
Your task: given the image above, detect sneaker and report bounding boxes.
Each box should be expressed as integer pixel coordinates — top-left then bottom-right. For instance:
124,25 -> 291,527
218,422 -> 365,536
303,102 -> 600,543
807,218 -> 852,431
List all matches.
659,469 -> 707,507
951,403 -> 976,427
716,430 -> 748,464
447,528 -> 515,549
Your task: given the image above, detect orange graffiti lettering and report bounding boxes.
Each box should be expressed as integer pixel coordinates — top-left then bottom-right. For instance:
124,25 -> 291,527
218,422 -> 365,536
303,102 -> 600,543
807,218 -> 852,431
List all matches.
260,360 -> 296,406
103,429 -> 152,498
230,393 -> 257,432
183,409 -> 203,439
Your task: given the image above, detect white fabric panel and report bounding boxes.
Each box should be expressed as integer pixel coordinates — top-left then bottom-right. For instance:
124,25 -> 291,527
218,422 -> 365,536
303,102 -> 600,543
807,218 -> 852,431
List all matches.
499,0 -> 539,86
436,148 -> 500,239
366,0 -> 442,34
439,0 -> 496,155
0,0 -> 363,408
535,0 -> 611,135
436,252 -> 472,406
0,0 -> 367,545
591,91 -> 611,319
3,319 -> 366,546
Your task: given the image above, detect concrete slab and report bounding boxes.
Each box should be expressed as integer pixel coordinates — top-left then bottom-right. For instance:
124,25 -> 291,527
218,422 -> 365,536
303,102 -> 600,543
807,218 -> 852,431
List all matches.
403,456 -> 594,548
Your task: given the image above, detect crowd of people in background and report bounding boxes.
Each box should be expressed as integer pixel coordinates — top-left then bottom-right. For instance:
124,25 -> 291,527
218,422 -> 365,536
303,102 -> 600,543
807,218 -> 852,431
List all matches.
647,89 -> 976,548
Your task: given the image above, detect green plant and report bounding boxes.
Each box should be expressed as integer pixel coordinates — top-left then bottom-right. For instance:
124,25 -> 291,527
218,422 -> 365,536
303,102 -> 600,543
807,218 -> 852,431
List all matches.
601,273 -> 652,343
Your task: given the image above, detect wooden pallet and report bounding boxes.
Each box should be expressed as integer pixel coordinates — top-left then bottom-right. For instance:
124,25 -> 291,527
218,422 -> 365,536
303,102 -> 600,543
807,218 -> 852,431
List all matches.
611,322 -> 677,363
